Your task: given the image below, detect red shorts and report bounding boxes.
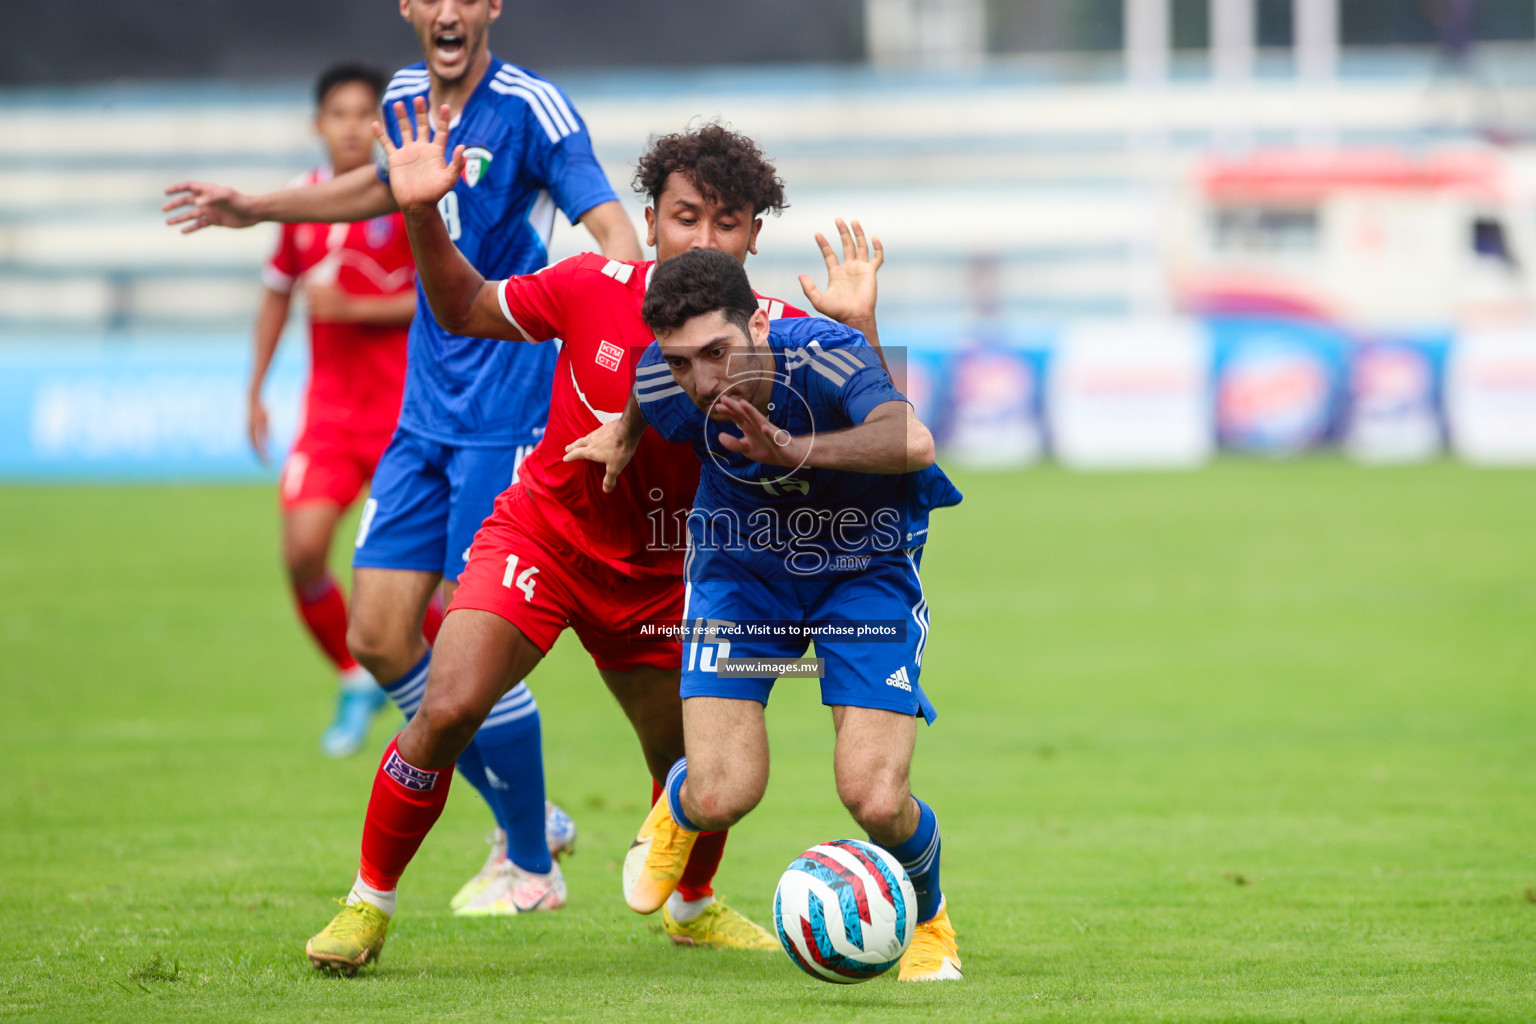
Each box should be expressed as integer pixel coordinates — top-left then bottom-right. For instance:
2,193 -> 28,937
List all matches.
450,485 -> 683,673
279,429 -> 390,512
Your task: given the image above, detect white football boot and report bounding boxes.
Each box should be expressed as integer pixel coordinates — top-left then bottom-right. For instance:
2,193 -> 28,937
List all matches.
448,802 -> 577,911
449,829 -> 508,912
454,859 -> 568,916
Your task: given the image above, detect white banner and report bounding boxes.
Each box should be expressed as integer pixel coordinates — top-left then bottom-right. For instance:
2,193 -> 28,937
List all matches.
1048,319 -> 1214,469
1447,326 -> 1536,465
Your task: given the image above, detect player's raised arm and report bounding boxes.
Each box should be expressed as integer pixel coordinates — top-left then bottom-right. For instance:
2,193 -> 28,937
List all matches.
162,165 -> 395,234
578,201 -> 642,262
716,395 -> 933,475
376,98 -> 518,341
798,218 -> 885,357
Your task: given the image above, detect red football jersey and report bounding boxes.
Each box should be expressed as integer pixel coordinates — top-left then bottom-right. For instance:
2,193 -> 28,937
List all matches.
497,254 -> 805,579
263,168 -> 416,441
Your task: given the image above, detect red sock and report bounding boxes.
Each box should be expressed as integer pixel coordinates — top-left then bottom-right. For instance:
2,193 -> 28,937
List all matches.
651,779 -> 728,902
678,831 -> 728,901
358,738 -> 454,891
422,588 -> 446,645
293,573 -> 357,672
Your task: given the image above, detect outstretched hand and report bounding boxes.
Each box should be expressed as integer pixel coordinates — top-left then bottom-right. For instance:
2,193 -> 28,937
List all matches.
798,218 -> 883,327
374,97 -> 465,213
563,418 -> 638,493
714,396 -> 806,468
162,180 -> 258,234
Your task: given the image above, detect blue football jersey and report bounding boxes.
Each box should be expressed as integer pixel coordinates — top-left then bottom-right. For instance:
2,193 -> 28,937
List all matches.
634,318 -> 962,579
379,59 -> 618,445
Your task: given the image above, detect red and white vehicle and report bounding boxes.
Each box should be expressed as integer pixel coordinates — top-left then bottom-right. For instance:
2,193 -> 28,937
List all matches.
1172,148 -> 1536,328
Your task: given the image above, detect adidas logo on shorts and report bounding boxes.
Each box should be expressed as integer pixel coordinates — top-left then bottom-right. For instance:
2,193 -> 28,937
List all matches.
885,666 -> 913,692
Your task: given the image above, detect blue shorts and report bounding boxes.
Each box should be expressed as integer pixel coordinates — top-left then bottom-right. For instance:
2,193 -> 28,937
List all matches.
679,547 -> 936,723
353,428 -> 536,582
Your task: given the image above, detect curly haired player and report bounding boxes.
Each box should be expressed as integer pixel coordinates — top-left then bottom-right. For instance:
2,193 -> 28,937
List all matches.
302,106 -> 891,970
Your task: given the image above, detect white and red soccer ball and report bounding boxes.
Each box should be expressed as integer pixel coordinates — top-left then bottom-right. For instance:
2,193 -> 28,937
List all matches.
772,839 -> 916,983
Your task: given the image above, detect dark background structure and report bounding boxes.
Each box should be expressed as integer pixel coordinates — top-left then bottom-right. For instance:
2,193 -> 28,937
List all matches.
13,0 -> 1536,87
3,0 -> 866,85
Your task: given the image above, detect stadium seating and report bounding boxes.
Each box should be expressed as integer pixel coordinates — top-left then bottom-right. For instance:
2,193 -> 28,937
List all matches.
3,59 -> 1532,335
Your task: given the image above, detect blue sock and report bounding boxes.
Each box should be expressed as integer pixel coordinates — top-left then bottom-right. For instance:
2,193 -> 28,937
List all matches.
378,650 -> 431,720
664,757 -> 703,833
875,796 -> 943,924
474,682 -> 551,874
378,649 -> 509,834
454,741 -> 510,834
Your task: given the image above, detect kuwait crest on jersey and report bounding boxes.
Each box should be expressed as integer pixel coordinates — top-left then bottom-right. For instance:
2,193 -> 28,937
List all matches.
461,147 -> 494,187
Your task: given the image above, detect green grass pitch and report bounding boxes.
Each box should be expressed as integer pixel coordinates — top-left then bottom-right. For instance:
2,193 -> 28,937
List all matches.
2,461 -> 1534,1022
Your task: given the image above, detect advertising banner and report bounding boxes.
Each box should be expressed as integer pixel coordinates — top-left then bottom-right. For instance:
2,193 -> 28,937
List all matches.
0,320 -> 1518,479
1047,319 -> 1213,470
889,347 -> 948,444
1446,325 -> 1536,465
946,345 -> 1046,469
0,338 -> 303,480
1342,335 -> 1448,464
1210,318 -> 1347,458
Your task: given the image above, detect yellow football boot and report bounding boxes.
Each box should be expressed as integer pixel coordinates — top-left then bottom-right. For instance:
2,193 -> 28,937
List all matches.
897,900 -> 962,982
304,899 -> 391,976
662,898 -> 777,950
622,796 -> 697,914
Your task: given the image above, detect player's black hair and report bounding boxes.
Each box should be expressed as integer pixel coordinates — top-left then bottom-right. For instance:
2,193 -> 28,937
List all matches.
634,123 -> 788,218
641,249 -> 759,338
314,63 -> 388,108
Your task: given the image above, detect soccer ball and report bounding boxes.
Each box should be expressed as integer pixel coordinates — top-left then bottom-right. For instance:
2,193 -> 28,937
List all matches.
772,839 -> 916,983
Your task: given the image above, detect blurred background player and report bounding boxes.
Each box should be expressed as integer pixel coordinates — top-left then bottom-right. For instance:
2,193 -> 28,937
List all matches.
164,0 -> 638,912
301,110 -> 888,969
248,63 -> 419,758
577,248 -> 963,981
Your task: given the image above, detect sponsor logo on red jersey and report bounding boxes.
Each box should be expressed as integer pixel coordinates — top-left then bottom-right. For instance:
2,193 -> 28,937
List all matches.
595,339 -> 624,372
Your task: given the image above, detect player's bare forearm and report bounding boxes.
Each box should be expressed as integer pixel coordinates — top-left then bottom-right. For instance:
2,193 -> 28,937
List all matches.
247,288 -> 290,463
801,403 -> 932,474
719,396 -> 930,475
249,289 -> 291,393
580,201 -> 642,261
844,316 -> 880,349
845,316 -> 885,373
164,166 -> 395,233
618,393 -> 649,449
400,205 -> 512,339
253,165 -> 397,224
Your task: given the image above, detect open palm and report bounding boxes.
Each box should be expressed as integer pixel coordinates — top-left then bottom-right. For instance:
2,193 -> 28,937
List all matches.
374,96 -> 465,212
799,219 -> 883,326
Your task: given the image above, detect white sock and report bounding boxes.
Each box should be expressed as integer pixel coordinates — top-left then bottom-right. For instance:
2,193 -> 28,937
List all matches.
348,873 -> 397,917
666,891 -> 714,923
339,665 -> 375,691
